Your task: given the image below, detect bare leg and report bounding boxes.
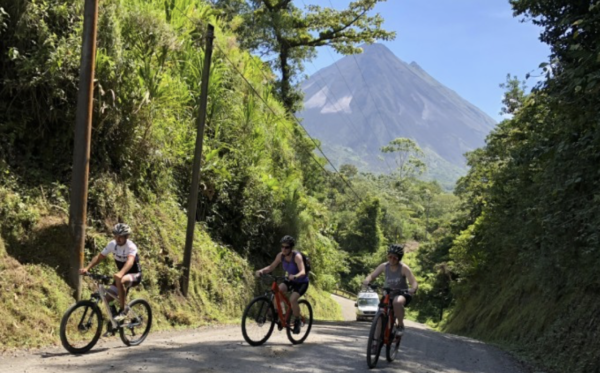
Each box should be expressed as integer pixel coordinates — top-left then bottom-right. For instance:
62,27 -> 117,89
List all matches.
115,274 -> 132,310
278,283 -> 289,312
393,295 -> 407,327
289,292 -> 301,317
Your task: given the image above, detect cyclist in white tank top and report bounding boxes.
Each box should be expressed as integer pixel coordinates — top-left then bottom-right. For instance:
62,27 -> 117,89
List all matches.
79,223 -> 142,321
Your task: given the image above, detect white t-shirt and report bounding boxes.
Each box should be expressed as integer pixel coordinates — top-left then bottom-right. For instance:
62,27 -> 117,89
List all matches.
101,239 -> 141,273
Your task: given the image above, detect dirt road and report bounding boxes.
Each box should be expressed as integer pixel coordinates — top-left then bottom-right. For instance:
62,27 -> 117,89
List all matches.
0,295 -> 529,373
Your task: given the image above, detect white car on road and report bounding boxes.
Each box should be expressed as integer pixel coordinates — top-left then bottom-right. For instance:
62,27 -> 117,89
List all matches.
355,291 -> 379,321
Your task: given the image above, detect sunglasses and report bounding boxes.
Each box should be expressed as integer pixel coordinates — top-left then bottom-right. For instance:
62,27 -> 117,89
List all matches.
281,245 -> 291,250
387,254 -> 400,260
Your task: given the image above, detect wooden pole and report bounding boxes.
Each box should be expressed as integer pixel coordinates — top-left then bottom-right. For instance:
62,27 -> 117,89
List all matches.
69,0 -> 99,300
181,24 -> 215,297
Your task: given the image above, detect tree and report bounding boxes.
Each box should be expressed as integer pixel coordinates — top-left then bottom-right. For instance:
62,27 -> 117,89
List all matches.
340,163 -> 358,178
214,0 -> 395,112
380,137 -> 426,179
499,74 -> 526,117
341,196 -> 383,254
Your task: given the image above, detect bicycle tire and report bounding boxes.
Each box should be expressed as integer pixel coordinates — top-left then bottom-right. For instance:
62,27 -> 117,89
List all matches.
366,313 -> 385,369
60,300 -> 103,354
285,299 -> 313,345
241,296 -> 276,346
119,298 -> 153,346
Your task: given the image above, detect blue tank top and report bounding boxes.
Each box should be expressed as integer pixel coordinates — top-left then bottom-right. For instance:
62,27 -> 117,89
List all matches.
282,252 -> 309,283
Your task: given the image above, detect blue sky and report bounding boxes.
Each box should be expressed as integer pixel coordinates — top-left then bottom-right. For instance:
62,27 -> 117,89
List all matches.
304,0 -> 551,122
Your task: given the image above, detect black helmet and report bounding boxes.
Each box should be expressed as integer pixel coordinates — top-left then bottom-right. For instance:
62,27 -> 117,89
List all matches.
280,235 -> 295,247
112,223 -> 132,237
387,243 -> 404,258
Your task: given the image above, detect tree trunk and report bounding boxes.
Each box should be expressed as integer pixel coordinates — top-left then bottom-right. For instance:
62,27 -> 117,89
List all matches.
279,46 -> 293,112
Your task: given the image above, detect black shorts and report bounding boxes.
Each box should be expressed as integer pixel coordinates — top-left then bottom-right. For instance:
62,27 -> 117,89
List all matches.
283,280 -> 309,296
393,292 -> 412,307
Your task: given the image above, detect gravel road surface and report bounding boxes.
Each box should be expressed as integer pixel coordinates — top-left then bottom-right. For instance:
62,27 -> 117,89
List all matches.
0,294 -> 528,373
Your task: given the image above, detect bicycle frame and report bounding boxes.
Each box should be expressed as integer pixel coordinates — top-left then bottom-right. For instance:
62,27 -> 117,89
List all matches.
269,279 -> 292,328
86,274 -> 121,330
380,292 -> 396,345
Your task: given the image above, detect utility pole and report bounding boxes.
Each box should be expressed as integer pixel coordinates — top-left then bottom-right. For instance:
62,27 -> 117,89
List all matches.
69,0 -> 99,301
424,190 -> 431,241
181,24 -> 215,297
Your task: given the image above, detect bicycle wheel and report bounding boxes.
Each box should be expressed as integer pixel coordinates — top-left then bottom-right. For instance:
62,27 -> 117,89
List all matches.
366,313 -> 385,369
119,299 -> 153,346
60,300 -> 103,354
386,322 -> 402,362
241,296 -> 276,346
286,299 -> 313,345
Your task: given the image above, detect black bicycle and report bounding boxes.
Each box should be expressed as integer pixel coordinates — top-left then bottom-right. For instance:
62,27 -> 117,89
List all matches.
59,272 -> 152,354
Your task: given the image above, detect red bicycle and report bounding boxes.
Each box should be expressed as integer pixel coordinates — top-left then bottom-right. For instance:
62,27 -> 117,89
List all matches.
241,274 -> 313,346
366,284 -> 407,368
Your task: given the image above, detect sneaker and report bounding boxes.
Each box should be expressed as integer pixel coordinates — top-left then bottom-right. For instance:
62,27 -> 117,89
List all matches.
394,326 -> 405,343
103,323 -> 115,337
114,306 -> 130,322
293,318 -> 301,334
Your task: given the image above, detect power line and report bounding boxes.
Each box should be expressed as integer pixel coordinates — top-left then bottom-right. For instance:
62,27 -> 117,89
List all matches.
299,0 -> 395,173
315,49 -> 394,173
170,3 -> 363,201
212,42 -> 361,200
249,45 -> 392,175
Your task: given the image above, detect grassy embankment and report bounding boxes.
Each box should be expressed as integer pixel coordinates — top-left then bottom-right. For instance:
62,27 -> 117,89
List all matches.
0,184 -> 342,350
443,262 -> 599,373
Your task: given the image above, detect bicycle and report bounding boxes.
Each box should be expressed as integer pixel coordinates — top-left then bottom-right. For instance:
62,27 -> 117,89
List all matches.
365,284 -> 408,369
241,274 -> 313,346
59,272 -> 152,354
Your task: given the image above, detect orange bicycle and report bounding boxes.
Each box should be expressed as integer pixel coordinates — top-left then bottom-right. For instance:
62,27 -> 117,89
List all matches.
241,274 -> 313,346
366,284 -> 407,368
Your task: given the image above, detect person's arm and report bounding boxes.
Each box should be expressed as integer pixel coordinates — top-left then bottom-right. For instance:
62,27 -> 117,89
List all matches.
289,253 -> 305,281
114,255 -> 135,279
79,254 -> 106,274
256,253 -> 282,277
362,263 -> 386,286
403,264 -> 418,295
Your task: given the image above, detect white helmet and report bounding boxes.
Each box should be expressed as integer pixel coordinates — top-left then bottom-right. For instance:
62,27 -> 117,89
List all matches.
112,223 -> 132,236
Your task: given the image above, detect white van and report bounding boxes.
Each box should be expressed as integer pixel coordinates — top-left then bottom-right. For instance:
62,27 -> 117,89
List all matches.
354,291 -> 380,321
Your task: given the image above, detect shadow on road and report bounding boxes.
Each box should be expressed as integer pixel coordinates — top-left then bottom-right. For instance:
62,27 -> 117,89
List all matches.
36,321 -> 524,373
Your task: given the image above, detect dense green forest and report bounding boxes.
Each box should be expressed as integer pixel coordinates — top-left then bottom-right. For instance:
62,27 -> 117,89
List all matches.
1,1 -> 599,372
0,0 -> 447,349
419,2 -> 600,372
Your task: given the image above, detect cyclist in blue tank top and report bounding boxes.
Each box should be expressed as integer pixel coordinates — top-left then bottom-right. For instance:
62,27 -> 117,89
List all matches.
256,235 -> 309,334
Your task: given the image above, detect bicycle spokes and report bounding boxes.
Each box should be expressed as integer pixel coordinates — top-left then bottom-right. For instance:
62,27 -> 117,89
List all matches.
241,297 -> 276,346
60,301 -> 102,354
285,299 -> 313,345
366,314 -> 384,368
119,299 -> 152,346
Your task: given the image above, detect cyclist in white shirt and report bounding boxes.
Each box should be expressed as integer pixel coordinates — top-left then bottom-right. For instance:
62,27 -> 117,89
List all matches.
80,223 -> 142,321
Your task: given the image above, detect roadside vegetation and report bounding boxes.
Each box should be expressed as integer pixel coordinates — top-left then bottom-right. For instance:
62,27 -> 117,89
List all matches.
2,2 -> 598,373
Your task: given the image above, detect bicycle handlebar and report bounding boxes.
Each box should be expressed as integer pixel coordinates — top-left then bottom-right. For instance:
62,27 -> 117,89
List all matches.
83,272 -> 112,283
363,284 -> 412,297
258,273 -> 287,283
